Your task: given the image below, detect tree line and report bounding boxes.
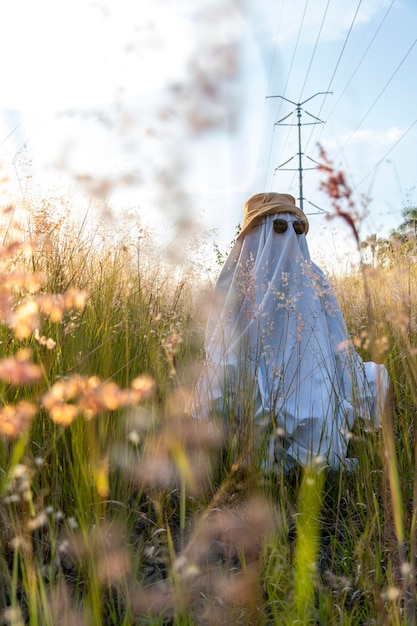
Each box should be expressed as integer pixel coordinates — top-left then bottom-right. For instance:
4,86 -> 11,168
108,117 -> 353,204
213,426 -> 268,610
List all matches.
361,187 -> 417,267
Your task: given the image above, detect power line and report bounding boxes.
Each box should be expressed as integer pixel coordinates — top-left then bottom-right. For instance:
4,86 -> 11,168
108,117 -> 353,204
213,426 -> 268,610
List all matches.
306,0 -> 397,202
332,36 -> 417,161
262,0 -> 411,208
323,0 -> 363,99
324,0 -> 395,123
298,0 -> 331,102
291,0 -> 331,192
353,117 -> 417,191
303,0 -> 363,156
307,4 -> 416,207
0,120 -> 24,148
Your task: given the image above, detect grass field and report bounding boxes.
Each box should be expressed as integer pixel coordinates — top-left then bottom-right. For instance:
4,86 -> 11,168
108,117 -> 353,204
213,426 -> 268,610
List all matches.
0,196 -> 417,626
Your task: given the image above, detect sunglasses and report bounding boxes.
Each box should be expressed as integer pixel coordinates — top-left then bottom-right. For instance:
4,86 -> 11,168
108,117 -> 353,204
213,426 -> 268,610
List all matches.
273,219 -> 307,235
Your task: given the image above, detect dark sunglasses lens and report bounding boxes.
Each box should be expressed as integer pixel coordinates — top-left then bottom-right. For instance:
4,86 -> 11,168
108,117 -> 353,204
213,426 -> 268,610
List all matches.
293,220 -> 306,235
273,219 -> 288,234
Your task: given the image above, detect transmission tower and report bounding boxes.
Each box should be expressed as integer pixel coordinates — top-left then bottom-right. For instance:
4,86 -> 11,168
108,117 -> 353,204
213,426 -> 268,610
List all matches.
266,92 -> 331,214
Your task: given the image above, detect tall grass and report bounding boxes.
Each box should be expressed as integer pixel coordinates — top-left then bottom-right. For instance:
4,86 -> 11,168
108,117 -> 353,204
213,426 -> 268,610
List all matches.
0,190 -> 417,626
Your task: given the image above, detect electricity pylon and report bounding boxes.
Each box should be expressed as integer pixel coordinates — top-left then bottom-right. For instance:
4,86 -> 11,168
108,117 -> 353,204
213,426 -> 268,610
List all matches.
266,92 -> 331,214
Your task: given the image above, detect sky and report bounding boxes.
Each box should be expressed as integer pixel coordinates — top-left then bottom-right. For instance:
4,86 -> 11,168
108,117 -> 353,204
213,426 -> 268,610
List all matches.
1,0 -> 416,270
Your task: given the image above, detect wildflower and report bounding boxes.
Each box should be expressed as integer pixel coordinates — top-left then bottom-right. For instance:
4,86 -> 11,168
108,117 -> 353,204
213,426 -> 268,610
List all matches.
9,299 -> 39,338
125,411 -> 223,494
0,290 -> 12,320
42,374 -> 155,426
48,403 -> 79,426
318,146 -> 360,247
0,349 -> 42,385
131,582 -> 174,618
34,328 -> 56,350
36,289 -> 88,324
64,287 -> 89,310
400,562 -> 412,577
128,430 -> 141,445
0,239 -> 36,260
177,495 -> 276,575
47,583 -> 87,626
162,329 -> 183,355
214,561 -> 260,607
1,269 -> 43,293
64,522 -> 131,585
27,511 -> 48,531
382,586 -> 401,601
38,294 -> 65,322
130,374 -> 155,397
2,606 -> 25,626
6,463 -> 34,504
42,377 -> 83,425
67,517 -> 78,529
0,401 -> 37,438
9,463 -> 29,481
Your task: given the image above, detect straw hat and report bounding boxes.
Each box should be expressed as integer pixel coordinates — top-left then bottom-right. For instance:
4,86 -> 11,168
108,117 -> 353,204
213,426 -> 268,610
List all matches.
238,192 -> 309,239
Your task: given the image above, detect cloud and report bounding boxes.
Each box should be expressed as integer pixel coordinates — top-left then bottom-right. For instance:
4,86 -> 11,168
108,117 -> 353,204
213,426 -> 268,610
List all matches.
321,126 -> 406,151
317,127 -> 417,196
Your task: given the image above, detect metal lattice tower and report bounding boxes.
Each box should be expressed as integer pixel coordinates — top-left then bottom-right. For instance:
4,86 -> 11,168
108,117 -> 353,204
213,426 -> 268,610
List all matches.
266,92 -> 331,214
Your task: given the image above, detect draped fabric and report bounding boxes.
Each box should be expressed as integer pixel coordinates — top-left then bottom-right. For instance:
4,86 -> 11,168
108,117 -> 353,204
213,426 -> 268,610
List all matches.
192,213 -> 389,470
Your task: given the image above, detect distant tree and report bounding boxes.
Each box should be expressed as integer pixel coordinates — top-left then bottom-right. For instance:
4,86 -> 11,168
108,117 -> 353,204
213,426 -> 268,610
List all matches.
374,187 -> 417,263
360,189 -> 417,268
399,211 -> 417,239
386,230 -> 408,262
398,186 -> 417,241
361,234 -> 378,268
375,237 -> 394,267
361,233 -> 392,267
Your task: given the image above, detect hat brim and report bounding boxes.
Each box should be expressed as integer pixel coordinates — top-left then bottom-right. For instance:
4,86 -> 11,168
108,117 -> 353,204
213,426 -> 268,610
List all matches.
238,205 -> 309,239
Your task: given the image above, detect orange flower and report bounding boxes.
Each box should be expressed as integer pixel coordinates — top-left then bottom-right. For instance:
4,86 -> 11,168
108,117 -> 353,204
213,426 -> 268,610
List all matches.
0,349 -> 42,385
9,300 -> 39,339
42,376 -> 84,426
49,404 -> 79,427
38,295 -> 65,322
0,401 -> 37,438
1,270 -> 43,293
42,374 -> 154,426
38,289 -> 89,323
64,288 -> 89,310
130,375 -> 155,401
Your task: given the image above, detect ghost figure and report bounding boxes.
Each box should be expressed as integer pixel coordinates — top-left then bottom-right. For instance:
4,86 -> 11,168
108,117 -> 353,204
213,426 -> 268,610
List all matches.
192,193 -> 389,470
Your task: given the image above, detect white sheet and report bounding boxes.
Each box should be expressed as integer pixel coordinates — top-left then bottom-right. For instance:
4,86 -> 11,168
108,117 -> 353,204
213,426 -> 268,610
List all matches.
192,213 -> 389,470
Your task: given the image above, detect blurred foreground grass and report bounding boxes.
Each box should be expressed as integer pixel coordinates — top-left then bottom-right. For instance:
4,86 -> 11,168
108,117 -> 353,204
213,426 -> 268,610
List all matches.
0,202 -> 417,626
